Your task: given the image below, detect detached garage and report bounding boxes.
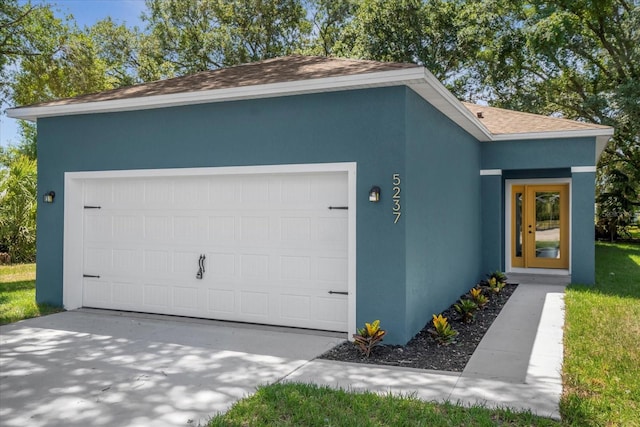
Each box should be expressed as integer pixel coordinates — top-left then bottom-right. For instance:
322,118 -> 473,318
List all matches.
8,55 -> 613,344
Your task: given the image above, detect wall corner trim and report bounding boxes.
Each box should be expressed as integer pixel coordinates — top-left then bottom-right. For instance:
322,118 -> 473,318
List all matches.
571,166 -> 597,173
480,169 -> 502,176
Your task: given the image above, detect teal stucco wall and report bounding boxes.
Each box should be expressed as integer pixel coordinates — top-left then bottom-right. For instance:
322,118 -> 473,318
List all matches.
403,89 -> 482,341
36,86 -> 426,343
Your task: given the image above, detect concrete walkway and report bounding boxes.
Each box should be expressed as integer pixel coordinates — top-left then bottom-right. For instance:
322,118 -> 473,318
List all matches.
285,276 -> 569,420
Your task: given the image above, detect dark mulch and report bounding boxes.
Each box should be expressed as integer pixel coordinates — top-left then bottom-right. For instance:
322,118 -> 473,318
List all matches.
319,283 -> 517,372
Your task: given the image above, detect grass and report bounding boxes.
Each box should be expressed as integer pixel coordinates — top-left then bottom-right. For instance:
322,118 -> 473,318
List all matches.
208,383 -> 560,426
561,242 -> 640,426
0,263 -> 62,325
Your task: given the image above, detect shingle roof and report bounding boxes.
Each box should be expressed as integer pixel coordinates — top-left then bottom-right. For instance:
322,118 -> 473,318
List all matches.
462,102 -> 610,135
8,55 -> 613,146
27,55 -> 419,108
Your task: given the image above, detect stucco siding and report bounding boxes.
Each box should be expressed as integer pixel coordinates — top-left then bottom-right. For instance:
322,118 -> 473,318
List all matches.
36,87 -> 414,342
481,137 -> 596,170
404,89 -> 482,342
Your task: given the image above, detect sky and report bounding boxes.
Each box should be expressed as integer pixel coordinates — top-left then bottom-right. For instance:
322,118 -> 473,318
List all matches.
0,0 -> 147,148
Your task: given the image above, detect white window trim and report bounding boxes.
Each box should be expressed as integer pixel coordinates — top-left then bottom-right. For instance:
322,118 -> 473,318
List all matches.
504,178 -> 572,275
63,162 -> 357,336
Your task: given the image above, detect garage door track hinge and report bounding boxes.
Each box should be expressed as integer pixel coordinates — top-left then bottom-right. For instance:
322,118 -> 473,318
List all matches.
328,290 -> 348,295
83,274 -> 100,279
328,206 -> 348,210
84,205 -> 101,209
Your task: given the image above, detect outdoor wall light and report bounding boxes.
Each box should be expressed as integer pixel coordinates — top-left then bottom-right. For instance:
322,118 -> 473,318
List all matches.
369,186 -> 381,202
43,191 -> 55,204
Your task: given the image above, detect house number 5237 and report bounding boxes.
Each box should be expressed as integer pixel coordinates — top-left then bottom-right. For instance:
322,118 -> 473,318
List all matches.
392,173 -> 401,224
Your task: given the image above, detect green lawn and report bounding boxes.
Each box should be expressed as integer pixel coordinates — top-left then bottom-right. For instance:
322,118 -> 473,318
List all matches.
0,263 -> 62,325
208,383 -> 560,427
561,242 -> 640,426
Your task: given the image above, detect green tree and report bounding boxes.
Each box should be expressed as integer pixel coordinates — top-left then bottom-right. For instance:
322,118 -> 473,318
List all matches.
459,0 -> 639,237
143,0 -> 312,74
0,150 -> 37,262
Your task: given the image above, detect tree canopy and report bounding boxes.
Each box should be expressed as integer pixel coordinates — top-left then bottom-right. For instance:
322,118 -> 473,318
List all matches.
1,0 -> 638,246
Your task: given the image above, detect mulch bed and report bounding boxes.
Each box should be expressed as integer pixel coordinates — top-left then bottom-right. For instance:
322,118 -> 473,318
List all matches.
319,283 -> 518,372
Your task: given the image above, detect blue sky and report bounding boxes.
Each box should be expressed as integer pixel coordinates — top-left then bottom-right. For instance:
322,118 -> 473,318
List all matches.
1,0 -> 147,147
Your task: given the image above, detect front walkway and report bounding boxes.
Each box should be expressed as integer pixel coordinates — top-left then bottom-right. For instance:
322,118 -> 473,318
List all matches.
285,276 -> 569,419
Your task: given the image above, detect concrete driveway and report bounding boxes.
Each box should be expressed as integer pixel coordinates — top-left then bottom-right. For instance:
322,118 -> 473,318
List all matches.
0,310 -> 344,427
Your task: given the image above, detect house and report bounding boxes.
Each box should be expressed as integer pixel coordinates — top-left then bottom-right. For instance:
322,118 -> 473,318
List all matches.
7,56 -> 613,344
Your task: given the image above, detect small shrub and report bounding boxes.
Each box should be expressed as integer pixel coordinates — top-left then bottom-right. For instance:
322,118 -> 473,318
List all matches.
469,287 -> 488,308
487,270 -> 507,284
352,319 -> 386,357
454,298 -> 478,323
429,314 -> 458,345
488,276 -> 507,293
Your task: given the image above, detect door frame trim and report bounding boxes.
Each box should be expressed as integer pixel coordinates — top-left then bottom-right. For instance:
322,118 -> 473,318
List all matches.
63,162 -> 357,336
505,178 -> 572,275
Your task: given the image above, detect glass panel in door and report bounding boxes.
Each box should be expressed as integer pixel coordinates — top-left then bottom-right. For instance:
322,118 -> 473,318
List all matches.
524,185 -> 569,269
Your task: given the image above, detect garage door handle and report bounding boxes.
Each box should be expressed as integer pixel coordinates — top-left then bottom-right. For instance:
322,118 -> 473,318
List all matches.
328,291 -> 348,295
328,206 -> 348,210
83,274 -> 100,278
196,254 -> 206,279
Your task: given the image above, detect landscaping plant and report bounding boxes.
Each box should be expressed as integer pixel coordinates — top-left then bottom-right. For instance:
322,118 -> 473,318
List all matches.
469,287 -> 488,308
454,298 -> 478,323
429,314 -> 458,345
352,320 -> 386,357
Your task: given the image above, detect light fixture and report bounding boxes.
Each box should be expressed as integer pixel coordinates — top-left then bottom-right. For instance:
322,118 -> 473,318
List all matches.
369,186 -> 381,202
43,191 -> 55,204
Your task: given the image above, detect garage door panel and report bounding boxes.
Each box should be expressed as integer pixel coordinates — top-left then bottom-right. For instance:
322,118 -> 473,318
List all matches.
209,216 -> 236,241
144,179 -> 173,205
280,294 -> 311,320
209,253 -> 236,278
113,180 -> 145,205
240,291 -> 269,317
174,178 -> 210,208
84,247 -> 111,272
84,278 -> 111,306
173,215 -> 207,243
112,281 -> 143,307
113,215 -> 143,240
112,249 -> 142,274
208,289 -> 235,314
143,284 -> 171,307
173,286 -> 200,311
82,170 -> 348,332
144,250 -> 170,274
144,216 -> 172,241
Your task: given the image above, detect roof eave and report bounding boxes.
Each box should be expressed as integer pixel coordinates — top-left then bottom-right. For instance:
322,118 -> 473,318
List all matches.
6,67 -> 427,122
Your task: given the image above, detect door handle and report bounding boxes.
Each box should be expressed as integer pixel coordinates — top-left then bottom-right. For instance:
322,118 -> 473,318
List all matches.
196,254 -> 206,279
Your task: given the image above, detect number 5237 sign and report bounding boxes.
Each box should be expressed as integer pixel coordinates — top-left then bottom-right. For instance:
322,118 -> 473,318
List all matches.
392,173 -> 401,224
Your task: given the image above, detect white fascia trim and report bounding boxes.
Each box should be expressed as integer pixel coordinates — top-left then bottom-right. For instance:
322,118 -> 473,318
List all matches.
408,69 -> 493,141
571,166 -> 597,173
7,68 -> 426,121
480,169 -> 502,176
595,135 -> 610,162
491,127 -> 615,141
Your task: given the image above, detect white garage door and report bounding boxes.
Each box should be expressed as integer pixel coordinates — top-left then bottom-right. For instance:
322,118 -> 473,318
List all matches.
81,171 -> 349,332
